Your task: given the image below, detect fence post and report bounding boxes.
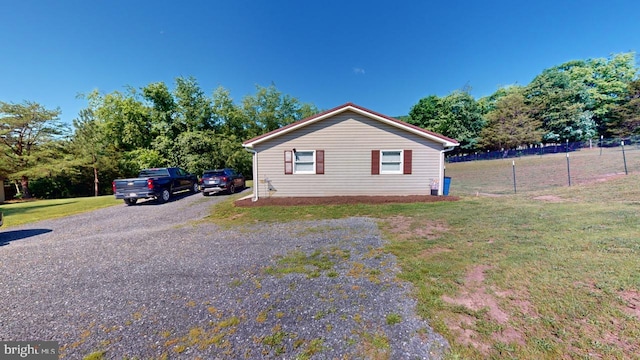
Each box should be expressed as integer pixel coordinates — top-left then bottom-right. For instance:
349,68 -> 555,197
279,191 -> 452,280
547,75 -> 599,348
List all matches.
566,153 -> 571,187
512,160 -> 517,194
622,139 -> 628,175
599,135 -> 603,156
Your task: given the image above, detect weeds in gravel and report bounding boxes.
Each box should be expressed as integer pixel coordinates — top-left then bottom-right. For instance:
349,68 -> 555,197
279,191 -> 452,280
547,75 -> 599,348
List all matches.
82,351 -> 106,360
347,262 -> 382,284
260,324 -> 289,356
265,249 -> 336,278
163,313 -> 241,355
256,309 -> 269,323
295,338 -> 326,359
385,313 -> 402,325
355,328 -> 391,360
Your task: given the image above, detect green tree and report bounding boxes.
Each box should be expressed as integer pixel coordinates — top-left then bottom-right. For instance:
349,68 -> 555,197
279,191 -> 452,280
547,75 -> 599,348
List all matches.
442,91 -> 486,150
0,101 -> 68,198
524,68 -> 596,142
143,77 -> 215,170
241,84 -> 318,136
408,95 -> 443,130
88,88 -> 152,152
119,148 -> 166,176
409,90 -> 485,150
142,81 -> 177,139
84,80 -> 316,182
212,86 -> 250,138
477,87 -> 510,115
479,87 -> 543,150
557,53 -> 638,136
70,108 -> 118,196
608,79 -> 640,136
174,76 -> 214,132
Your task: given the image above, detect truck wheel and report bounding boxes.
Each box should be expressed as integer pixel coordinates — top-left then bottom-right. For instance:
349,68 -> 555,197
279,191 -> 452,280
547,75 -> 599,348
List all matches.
124,198 -> 137,206
158,189 -> 171,204
192,182 -> 199,193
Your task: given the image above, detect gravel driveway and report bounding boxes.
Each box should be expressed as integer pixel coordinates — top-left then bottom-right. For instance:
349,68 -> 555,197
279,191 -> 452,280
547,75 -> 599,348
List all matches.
0,190 -> 448,359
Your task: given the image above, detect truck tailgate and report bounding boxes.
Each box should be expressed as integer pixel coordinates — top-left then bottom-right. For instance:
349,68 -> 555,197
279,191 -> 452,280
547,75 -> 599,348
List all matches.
114,179 -> 150,193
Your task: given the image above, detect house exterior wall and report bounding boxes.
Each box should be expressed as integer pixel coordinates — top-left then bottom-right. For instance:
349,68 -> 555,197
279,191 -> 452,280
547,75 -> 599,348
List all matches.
252,110 -> 444,198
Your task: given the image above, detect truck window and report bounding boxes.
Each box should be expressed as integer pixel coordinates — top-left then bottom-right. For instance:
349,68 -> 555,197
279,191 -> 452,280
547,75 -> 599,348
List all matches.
139,169 -> 170,177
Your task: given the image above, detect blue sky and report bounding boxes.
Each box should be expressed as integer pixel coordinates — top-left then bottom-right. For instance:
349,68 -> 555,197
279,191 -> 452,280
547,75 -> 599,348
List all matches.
1,0 -> 639,124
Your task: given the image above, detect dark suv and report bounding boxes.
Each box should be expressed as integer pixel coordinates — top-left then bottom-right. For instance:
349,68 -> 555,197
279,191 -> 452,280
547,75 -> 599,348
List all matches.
200,168 -> 245,196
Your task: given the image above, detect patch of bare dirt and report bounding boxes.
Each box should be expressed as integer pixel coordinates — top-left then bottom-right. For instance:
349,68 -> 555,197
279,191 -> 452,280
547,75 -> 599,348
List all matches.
619,289 -> 640,320
235,195 -> 460,207
383,215 -> 449,242
493,289 -> 538,320
442,265 -> 527,354
443,314 -> 491,354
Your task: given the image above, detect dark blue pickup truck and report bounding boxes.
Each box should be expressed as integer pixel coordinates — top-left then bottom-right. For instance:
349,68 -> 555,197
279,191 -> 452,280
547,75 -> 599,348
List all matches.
112,167 -> 199,205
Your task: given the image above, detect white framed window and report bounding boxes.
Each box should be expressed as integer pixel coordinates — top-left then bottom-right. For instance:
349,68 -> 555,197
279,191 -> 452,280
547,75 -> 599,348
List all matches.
380,150 -> 403,174
294,150 -> 315,174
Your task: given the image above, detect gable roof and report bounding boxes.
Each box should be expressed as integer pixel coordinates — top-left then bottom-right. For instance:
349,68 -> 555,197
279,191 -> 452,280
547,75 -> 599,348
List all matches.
242,102 -> 460,148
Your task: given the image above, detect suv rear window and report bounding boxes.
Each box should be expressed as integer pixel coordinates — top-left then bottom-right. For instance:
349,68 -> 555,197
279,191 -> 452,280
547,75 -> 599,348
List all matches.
203,171 -> 225,177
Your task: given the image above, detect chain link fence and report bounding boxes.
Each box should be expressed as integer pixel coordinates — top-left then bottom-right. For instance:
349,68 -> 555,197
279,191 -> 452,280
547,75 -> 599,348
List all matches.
445,137 -> 640,195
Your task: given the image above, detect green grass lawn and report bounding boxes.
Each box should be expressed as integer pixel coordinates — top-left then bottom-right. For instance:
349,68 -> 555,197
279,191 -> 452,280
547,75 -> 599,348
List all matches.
210,173 -> 640,359
0,196 -> 120,227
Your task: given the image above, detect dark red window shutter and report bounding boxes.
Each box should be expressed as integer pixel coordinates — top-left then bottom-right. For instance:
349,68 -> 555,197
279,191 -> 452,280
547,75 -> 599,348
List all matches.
371,150 -> 380,175
403,150 -> 412,174
316,150 -> 324,174
284,150 -> 293,174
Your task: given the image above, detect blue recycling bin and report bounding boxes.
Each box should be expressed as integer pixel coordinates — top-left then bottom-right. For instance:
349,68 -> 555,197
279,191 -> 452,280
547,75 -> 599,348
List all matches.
443,176 -> 451,196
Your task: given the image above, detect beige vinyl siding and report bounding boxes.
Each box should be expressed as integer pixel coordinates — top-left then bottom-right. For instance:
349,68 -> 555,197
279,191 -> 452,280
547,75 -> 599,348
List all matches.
253,111 -> 444,197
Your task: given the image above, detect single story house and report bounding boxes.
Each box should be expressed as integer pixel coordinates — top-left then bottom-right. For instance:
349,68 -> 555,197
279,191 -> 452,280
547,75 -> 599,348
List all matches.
242,103 -> 459,201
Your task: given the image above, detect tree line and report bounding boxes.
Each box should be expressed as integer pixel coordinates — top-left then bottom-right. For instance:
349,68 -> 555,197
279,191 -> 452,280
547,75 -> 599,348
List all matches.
407,52 -> 639,152
1,53 -> 639,199
0,79 -> 317,199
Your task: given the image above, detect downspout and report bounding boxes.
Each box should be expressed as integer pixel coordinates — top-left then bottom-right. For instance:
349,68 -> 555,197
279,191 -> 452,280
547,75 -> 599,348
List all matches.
243,146 -> 259,202
439,146 -> 457,195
